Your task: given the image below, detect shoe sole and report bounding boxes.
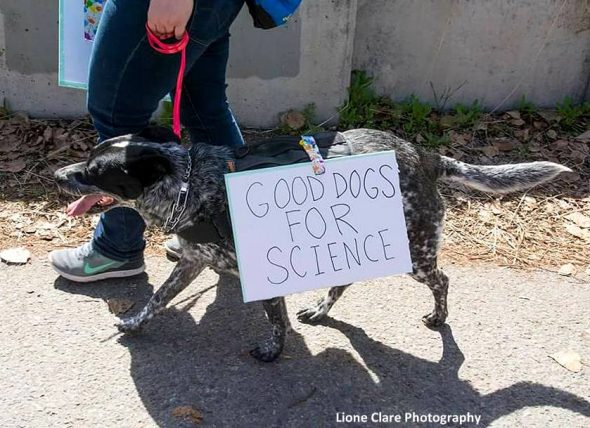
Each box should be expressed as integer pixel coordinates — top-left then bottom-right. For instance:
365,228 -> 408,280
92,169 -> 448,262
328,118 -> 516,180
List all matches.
164,245 -> 181,262
48,254 -> 145,283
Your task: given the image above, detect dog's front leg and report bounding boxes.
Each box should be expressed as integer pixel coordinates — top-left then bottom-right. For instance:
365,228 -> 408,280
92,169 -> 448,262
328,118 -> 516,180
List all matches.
250,297 -> 290,362
116,257 -> 205,333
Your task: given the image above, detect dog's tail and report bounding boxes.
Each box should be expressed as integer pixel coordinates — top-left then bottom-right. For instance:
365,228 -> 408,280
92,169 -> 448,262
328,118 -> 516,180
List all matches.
437,157 -> 572,194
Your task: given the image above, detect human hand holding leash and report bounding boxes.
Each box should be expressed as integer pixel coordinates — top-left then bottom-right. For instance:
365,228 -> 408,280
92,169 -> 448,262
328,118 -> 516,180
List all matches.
147,0 -> 194,40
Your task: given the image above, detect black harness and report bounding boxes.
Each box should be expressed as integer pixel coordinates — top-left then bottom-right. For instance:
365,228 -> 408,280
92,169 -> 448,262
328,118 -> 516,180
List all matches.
176,132 -> 354,244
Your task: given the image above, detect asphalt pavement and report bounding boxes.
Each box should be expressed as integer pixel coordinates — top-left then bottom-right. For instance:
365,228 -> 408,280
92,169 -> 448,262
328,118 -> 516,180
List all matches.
0,257 -> 589,427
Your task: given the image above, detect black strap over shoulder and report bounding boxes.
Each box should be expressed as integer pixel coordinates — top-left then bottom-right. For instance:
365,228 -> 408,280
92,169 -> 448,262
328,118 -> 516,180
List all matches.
177,132 -> 354,245
176,211 -> 233,244
233,131 -> 353,172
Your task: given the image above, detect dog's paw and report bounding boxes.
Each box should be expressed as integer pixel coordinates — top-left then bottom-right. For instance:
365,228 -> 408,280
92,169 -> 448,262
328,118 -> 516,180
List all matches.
422,311 -> 446,328
115,317 -> 143,334
296,305 -> 328,324
250,341 -> 282,362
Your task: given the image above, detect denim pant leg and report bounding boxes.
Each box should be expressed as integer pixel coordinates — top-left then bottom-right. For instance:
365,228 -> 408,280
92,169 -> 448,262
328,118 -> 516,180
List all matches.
87,0 -> 243,261
178,33 -> 244,148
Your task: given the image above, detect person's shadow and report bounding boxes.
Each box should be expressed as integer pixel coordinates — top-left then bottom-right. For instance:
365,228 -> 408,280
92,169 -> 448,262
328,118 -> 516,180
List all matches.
56,275 -> 590,427
54,272 -> 155,313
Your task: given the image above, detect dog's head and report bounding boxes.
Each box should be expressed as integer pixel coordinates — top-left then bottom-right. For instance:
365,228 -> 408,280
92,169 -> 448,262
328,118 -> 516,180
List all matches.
54,128 -> 182,216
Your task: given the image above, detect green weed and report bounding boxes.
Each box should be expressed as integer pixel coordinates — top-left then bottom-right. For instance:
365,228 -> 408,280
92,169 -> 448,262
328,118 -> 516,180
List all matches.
517,95 -> 537,116
453,100 -> 482,128
556,96 -> 589,132
332,70 -> 590,150
0,98 -> 12,119
301,103 -> 325,134
338,70 -> 379,129
429,81 -> 467,111
278,103 -> 325,135
400,95 -> 433,135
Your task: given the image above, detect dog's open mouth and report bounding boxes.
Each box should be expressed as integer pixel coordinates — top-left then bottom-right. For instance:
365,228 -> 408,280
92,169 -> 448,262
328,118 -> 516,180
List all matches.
66,195 -> 117,216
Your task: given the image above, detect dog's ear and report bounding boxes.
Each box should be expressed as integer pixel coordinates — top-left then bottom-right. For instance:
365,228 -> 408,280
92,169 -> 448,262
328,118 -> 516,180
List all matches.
101,151 -> 171,200
86,144 -> 173,200
112,175 -> 145,200
125,147 -> 173,190
137,126 -> 181,144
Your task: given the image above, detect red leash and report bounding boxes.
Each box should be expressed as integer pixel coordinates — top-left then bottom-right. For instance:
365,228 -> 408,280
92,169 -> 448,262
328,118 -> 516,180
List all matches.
145,24 -> 190,140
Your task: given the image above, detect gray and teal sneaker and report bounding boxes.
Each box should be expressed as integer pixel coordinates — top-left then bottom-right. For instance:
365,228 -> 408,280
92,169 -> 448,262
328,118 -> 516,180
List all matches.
164,236 -> 182,262
48,243 -> 145,283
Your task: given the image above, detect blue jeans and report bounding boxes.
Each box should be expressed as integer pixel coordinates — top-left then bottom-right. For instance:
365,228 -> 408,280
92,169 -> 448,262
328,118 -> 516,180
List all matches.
88,0 -> 245,261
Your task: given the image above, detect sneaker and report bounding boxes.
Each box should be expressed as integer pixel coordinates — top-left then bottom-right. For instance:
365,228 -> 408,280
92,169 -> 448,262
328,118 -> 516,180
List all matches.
48,242 -> 145,283
164,235 -> 182,261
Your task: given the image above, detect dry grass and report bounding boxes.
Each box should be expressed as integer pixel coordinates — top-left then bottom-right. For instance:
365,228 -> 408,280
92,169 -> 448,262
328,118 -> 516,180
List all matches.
440,186 -> 589,273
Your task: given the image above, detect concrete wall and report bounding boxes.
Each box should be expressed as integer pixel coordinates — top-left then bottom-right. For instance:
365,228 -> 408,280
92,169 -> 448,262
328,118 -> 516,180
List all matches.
226,0 -> 357,127
0,1 -> 87,117
353,0 -> 590,110
0,0 -> 589,127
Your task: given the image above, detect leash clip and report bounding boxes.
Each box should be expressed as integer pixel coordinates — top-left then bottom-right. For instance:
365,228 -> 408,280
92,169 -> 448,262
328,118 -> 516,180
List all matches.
299,136 -> 325,175
176,184 -> 189,211
163,150 -> 192,233
164,184 -> 188,232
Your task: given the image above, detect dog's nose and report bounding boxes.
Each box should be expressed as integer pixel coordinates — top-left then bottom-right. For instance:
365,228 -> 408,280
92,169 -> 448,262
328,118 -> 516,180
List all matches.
54,162 -> 86,183
54,166 -> 67,182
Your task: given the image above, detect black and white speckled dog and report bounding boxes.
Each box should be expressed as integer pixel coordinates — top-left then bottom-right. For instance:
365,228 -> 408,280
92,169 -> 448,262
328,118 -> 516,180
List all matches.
54,128 -> 570,362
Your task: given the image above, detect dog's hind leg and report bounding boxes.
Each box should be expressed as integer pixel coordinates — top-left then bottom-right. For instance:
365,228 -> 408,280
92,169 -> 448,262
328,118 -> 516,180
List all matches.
296,285 -> 349,324
411,267 -> 449,327
406,198 -> 448,327
251,297 -> 290,362
116,257 -> 205,333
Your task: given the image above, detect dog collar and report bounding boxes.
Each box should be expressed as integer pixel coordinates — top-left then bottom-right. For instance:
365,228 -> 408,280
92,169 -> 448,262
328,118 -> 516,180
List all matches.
163,150 -> 192,233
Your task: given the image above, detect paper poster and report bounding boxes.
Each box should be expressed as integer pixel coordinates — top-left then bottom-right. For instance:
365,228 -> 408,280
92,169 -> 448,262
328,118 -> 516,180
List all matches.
225,152 -> 413,303
59,0 -> 105,88
84,0 -> 107,41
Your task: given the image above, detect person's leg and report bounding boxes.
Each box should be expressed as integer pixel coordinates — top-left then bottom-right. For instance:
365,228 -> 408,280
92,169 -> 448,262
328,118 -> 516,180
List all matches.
178,32 -> 244,148
50,0 -> 227,280
164,1 -> 245,260
88,0 -> 189,262
90,0 -> 245,262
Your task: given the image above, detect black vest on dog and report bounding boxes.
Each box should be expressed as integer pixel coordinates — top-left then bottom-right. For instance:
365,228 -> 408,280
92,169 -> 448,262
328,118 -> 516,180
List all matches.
177,132 -> 353,244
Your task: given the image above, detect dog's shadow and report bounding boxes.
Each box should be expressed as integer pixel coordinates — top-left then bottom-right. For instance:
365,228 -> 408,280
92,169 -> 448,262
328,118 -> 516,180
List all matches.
56,275 -> 590,427
321,319 -> 590,426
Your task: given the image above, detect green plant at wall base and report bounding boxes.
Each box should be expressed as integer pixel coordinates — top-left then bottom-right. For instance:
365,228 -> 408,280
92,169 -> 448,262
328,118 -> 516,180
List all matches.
517,95 -> 537,116
429,81 -> 467,111
556,96 -> 590,132
400,95 -> 433,135
278,103 -> 325,135
335,69 -> 590,151
453,100 -> 482,129
302,103 -> 316,124
338,70 -> 379,129
301,103 -> 325,134
0,98 -> 12,119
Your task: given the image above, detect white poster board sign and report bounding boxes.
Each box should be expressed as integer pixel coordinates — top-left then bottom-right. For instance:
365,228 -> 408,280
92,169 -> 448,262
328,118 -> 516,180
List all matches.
225,152 -> 413,302
59,0 -> 97,89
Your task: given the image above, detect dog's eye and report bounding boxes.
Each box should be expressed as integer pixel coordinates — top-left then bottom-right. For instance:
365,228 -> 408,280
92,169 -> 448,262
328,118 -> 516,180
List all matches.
74,171 -> 89,185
